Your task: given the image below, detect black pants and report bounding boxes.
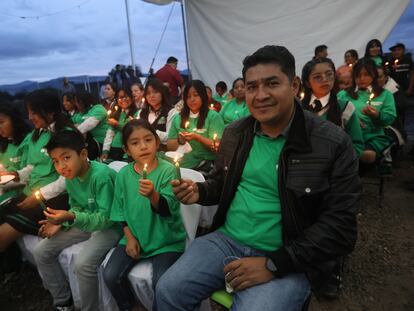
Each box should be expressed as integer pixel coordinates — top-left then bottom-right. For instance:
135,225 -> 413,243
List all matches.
103,245 -> 182,311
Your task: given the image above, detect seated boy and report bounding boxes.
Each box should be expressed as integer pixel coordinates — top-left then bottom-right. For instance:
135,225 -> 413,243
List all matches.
33,130 -> 121,311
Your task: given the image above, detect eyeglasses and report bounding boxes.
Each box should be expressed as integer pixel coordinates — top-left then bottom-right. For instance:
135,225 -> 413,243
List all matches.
310,71 -> 335,83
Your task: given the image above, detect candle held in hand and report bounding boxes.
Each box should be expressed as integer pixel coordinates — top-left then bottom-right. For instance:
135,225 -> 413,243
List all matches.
184,121 -> 190,130
367,93 -> 374,105
213,133 -> 218,150
35,191 -> 47,210
142,163 -> 148,179
174,156 -> 182,181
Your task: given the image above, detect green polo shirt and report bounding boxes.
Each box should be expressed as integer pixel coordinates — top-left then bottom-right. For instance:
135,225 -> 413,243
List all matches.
219,98 -> 250,126
168,110 -> 225,169
110,158 -> 186,258
21,131 -> 60,196
64,161 -> 117,232
219,132 -> 286,251
71,112 -> 84,125
111,111 -> 130,148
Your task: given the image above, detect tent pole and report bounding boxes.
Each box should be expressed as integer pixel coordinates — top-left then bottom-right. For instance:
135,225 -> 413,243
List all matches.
125,0 -> 136,73
180,0 -> 191,80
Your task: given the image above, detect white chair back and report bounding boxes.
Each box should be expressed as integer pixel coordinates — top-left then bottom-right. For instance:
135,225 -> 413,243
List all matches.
107,161 -> 128,172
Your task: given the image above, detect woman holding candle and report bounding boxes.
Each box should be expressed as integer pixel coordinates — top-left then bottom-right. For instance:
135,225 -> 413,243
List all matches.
138,78 -> 177,150
167,80 -> 225,171
0,89 -> 75,252
219,78 -> 250,126
301,58 -> 364,157
338,58 -> 396,163
103,119 -> 185,311
101,88 -> 138,161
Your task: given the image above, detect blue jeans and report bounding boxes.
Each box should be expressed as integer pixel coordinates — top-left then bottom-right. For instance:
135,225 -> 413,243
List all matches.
155,231 -> 311,311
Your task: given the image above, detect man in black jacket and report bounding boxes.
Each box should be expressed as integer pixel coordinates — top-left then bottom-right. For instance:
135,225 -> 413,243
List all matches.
155,45 -> 360,311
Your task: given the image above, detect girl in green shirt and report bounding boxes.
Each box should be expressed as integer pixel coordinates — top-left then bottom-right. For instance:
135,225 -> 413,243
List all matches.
301,58 -> 364,157
338,58 -> 397,163
167,80 -> 225,171
0,104 -> 31,205
101,87 -> 138,161
219,78 -> 250,126
364,39 -> 385,67
0,89 -> 75,252
104,119 -> 186,311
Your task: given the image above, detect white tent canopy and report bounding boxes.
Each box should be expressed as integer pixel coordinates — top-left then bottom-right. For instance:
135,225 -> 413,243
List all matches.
144,0 -> 410,88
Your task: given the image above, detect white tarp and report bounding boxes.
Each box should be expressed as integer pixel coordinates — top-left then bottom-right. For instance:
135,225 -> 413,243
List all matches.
182,0 -> 409,88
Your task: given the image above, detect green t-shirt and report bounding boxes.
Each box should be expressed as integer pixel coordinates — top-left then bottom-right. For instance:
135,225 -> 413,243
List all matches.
71,112 -> 84,125
110,158 -> 186,258
371,56 -> 383,67
0,134 -> 29,172
65,161 -> 117,232
219,98 -> 250,126
168,110 -> 225,169
220,134 -> 285,251
111,111 -> 130,148
82,104 -> 108,144
21,131 -> 60,196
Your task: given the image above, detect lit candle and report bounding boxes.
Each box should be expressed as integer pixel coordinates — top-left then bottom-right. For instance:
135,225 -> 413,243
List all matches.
35,191 -> 47,210
394,59 -> 399,65
385,61 -> 389,66
115,105 -> 119,111
213,133 -> 217,150
366,93 -> 374,105
142,163 -> 148,179
210,103 -> 214,109
107,109 -> 112,116
174,156 -> 181,181
299,92 -> 305,100
348,63 -> 353,68
184,121 -> 190,130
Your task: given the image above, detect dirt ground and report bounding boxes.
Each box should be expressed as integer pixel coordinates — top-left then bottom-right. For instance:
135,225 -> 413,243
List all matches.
1,108 -> 414,311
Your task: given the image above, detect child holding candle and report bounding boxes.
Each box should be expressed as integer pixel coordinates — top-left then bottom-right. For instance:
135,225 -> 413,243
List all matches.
167,80 -> 225,171
101,88 -> 138,161
0,89 -> 75,253
338,58 -> 396,164
301,58 -> 364,157
219,78 -> 250,126
103,119 -> 186,311
33,130 -> 121,311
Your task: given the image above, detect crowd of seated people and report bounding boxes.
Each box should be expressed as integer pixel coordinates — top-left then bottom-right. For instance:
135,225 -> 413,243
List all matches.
0,40 -> 412,311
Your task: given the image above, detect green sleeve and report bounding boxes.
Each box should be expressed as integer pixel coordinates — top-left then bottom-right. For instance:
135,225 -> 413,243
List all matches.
337,90 -> 349,103
71,173 -> 115,231
167,114 -> 181,139
158,166 -> 181,216
110,173 -> 126,222
208,111 -> 225,139
374,90 -> 397,127
345,110 -> 364,157
18,133 -> 32,169
89,105 -> 107,122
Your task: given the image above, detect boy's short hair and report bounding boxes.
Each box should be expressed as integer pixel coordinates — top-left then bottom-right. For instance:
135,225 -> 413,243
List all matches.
314,44 -> 328,55
167,56 -> 178,64
46,130 -> 86,155
215,81 -> 227,91
242,45 -> 296,81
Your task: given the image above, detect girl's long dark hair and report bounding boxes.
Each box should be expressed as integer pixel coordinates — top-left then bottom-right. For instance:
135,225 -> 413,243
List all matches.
180,80 -> 209,129
76,91 -> 96,114
122,118 -> 160,147
25,88 -> 76,141
111,87 -> 137,121
0,102 -> 31,152
301,58 -> 342,126
364,39 -> 383,58
346,57 -> 384,100
140,78 -> 172,128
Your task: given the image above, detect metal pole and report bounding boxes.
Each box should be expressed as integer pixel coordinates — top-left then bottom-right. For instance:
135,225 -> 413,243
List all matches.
125,0 -> 136,73
180,0 -> 191,80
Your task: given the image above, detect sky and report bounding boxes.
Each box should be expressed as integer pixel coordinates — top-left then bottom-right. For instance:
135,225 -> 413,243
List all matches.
0,0 -> 413,86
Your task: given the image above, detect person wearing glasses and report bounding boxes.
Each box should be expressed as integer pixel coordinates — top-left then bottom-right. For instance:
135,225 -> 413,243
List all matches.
301,58 -> 364,158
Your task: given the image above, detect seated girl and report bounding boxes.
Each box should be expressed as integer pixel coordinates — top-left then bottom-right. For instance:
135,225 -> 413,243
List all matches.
301,58 -> 364,157
338,58 -> 396,164
103,119 -> 186,311
167,80 -> 225,171
219,78 -> 250,126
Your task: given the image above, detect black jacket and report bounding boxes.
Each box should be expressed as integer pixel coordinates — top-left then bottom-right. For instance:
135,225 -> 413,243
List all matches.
197,101 -> 360,289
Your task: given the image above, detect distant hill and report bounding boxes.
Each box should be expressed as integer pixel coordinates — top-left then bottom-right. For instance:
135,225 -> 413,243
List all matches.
0,75 -> 107,95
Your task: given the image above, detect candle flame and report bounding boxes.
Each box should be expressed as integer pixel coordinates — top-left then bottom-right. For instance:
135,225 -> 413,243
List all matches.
115,106 -> 119,111
369,93 -> 374,100
184,121 -> 190,129
213,133 -> 217,140
107,110 -> 111,115
210,104 -> 214,108
385,61 -> 389,66
35,191 -> 41,200
348,63 -> 353,68
299,92 -> 305,100
394,59 -> 399,64
144,163 -> 148,170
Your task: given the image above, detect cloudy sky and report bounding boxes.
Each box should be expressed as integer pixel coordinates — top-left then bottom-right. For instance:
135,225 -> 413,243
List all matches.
0,0 -> 413,85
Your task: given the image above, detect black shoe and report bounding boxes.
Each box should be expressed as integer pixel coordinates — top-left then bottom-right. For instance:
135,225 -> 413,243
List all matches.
318,274 -> 342,300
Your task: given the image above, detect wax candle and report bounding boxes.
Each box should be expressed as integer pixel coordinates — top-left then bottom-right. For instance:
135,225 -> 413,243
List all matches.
213,133 -> 218,150
367,93 -> 374,105
107,110 -> 112,116
35,191 -> 47,210
174,156 -> 181,181
142,163 -> 148,179
184,121 -> 190,130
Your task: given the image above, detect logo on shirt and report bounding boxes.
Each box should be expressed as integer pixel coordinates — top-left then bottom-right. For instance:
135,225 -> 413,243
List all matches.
370,101 -> 382,107
9,156 -> 20,163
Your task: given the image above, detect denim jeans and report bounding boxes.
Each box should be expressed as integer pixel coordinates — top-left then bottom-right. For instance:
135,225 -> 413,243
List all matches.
33,227 -> 121,311
103,245 -> 182,311
155,231 -> 311,311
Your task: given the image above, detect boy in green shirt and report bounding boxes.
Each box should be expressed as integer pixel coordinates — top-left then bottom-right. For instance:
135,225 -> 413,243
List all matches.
33,130 -> 121,311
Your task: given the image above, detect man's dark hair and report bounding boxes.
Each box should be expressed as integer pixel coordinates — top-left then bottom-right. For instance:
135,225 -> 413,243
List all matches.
215,81 -> 227,91
167,56 -> 178,64
242,45 -> 296,81
46,129 -> 86,155
314,45 -> 328,56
